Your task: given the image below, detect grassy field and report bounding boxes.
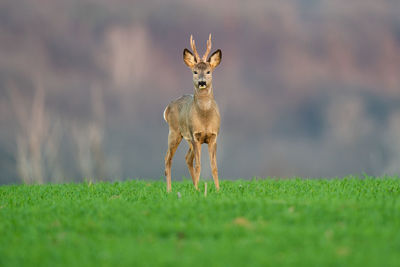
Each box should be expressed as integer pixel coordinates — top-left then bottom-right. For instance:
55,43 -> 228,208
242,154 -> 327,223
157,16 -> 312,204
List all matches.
1,178 -> 400,266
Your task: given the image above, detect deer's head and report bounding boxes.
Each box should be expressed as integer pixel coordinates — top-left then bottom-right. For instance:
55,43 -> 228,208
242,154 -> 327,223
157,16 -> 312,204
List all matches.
183,34 -> 221,95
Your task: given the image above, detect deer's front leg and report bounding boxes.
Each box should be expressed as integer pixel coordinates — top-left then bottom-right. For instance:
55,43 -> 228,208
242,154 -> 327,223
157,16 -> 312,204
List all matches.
185,143 -> 196,186
192,138 -> 202,190
208,134 -> 220,191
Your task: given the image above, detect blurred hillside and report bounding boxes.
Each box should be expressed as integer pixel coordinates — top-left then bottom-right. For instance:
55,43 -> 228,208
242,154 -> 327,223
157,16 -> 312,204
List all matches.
1,0 -> 400,183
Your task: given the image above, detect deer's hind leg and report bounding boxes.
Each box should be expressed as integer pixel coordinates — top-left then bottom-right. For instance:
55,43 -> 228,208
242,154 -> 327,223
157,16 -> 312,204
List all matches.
208,134 -> 220,191
165,130 -> 182,192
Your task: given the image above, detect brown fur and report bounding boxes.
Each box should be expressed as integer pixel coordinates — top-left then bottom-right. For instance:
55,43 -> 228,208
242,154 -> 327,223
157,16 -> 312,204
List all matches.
196,62 -> 208,70
164,35 -> 222,192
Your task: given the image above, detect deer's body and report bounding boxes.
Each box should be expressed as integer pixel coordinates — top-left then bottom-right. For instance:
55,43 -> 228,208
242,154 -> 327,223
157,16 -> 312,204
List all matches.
164,35 -> 222,192
164,94 -> 220,143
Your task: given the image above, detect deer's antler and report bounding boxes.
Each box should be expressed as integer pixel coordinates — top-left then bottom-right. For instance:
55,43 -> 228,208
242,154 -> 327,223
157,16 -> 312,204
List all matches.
190,35 -> 201,62
202,34 -> 212,62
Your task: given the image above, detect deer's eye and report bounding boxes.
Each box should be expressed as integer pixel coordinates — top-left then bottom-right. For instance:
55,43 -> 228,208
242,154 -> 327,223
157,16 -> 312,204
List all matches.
193,71 -> 198,74
207,71 -> 210,74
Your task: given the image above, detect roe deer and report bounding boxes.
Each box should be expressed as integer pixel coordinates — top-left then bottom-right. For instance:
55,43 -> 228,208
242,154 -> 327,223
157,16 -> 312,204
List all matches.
163,34 -> 222,192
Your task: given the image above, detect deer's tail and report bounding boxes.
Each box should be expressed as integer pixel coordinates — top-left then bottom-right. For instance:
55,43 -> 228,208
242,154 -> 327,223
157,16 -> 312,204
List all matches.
163,106 -> 169,122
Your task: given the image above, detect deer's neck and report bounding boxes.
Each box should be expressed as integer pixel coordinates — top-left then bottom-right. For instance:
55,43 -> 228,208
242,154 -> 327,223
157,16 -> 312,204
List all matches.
194,87 -> 214,112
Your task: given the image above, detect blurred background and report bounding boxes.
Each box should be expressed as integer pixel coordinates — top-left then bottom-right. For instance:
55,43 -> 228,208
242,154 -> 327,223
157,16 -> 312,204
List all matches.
1,0 -> 400,184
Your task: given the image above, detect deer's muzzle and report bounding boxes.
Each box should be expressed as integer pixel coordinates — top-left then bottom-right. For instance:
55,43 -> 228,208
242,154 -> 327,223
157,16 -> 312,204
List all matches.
198,81 -> 207,88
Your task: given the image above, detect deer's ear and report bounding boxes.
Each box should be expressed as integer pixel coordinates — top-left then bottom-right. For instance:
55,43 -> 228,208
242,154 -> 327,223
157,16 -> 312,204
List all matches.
183,48 -> 196,68
207,49 -> 221,69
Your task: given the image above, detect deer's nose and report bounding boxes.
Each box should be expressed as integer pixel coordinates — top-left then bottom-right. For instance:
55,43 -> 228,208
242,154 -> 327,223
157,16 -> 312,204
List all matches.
198,81 -> 206,87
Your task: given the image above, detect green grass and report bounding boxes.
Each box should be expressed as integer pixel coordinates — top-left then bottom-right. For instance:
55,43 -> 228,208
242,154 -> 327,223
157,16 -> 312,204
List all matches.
1,178 -> 400,266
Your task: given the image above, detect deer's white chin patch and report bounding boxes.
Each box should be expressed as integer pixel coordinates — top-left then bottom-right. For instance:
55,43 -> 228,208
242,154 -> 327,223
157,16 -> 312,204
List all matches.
199,85 -> 207,89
